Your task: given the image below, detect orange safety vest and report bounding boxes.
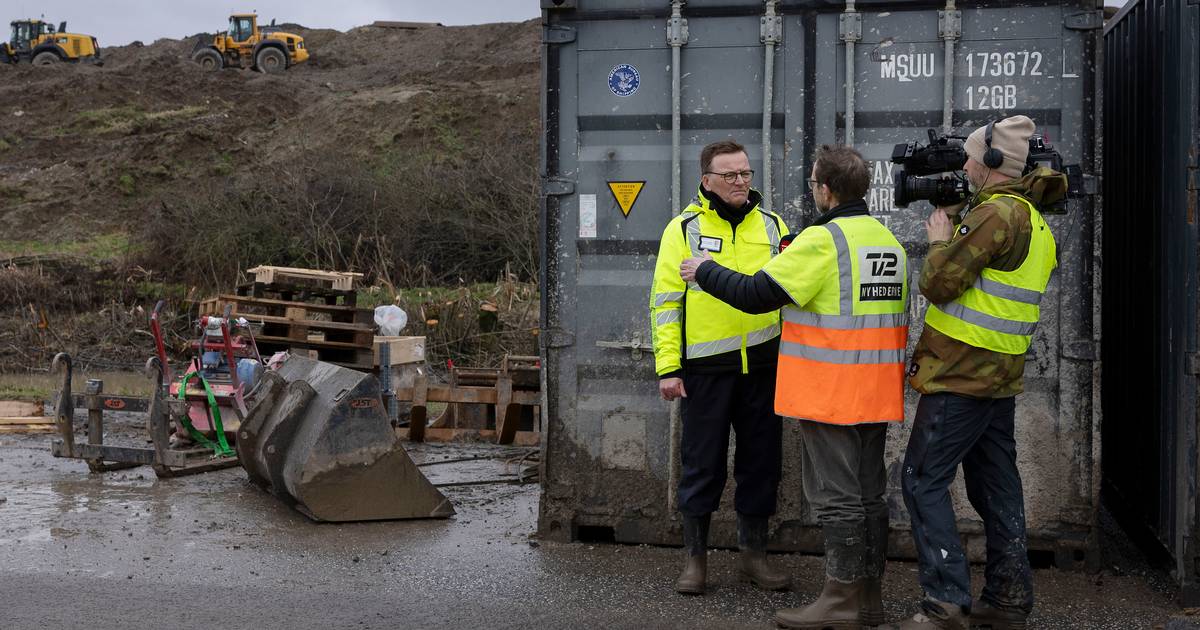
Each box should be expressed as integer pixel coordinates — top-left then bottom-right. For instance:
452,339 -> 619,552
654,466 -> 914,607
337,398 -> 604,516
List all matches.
762,215 -> 909,424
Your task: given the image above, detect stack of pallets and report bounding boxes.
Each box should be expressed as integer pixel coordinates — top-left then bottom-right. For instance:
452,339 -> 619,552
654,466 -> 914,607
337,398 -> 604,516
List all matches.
201,266 -> 375,370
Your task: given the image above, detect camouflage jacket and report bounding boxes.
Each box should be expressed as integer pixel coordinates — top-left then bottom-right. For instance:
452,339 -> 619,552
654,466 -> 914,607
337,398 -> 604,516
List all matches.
908,168 -> 1067,398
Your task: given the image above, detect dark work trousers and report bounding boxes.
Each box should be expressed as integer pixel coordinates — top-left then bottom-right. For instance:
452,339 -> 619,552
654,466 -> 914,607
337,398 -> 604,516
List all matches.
677,369 -> 782,517
796,420 -> 888,526
902,393 -> 1034,613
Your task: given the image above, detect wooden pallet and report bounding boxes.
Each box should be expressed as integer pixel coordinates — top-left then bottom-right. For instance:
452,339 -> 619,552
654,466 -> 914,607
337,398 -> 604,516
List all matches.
246,266 -> 363,292
200,295 -> 373,325
236,281 -> 358,306
253,336 -> 376,370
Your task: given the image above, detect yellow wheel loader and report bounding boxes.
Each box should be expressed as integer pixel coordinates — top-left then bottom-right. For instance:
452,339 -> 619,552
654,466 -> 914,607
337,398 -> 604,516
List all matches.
191,13 -> 308,74
1,19 -> 101,65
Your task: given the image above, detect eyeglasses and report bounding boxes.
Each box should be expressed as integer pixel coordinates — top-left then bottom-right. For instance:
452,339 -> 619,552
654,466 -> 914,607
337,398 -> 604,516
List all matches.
705,170 -> 754,184
807,178 -> 821,189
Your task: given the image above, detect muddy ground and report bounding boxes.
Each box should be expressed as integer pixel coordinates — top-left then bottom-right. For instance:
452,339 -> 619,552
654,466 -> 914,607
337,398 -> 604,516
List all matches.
0,412 -> 1192,629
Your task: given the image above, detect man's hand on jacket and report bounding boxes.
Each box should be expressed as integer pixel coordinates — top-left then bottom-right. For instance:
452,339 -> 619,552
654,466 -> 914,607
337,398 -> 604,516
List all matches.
679,251 -> 713,282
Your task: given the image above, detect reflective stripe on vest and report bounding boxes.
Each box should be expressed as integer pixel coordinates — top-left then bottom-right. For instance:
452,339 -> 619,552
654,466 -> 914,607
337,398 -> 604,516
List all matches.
686,334 -> 741,359
655,308 -> 681,326
653,291 -> 684,307
924,194 -> 1055,354
746,322 -> 781,347
760,210 -> 782,254
775,217 -> 908,425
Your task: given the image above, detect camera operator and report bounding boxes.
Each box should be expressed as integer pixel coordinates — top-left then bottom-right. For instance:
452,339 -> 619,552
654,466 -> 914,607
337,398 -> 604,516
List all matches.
897,115 -> 1067,630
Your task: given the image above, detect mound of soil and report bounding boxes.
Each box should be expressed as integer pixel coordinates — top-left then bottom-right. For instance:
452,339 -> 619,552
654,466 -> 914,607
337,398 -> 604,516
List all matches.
0,20 -> 540,242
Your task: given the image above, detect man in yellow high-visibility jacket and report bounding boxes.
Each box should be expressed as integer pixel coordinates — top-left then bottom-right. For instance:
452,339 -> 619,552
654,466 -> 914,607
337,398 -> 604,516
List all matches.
649,139 -> 789,595
897,115 -> 1063,630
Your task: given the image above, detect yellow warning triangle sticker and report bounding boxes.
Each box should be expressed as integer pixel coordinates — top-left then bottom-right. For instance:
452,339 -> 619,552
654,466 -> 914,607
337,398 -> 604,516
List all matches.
607,181 -> 645,218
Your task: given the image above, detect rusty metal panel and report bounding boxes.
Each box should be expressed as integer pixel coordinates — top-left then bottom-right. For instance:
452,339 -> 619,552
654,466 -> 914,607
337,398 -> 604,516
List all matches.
1102,0 -> 1200,603
540,0 -> 1102,563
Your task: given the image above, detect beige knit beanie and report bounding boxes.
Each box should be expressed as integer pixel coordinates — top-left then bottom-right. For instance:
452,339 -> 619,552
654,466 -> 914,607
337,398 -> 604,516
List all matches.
964,115 -> 1036,178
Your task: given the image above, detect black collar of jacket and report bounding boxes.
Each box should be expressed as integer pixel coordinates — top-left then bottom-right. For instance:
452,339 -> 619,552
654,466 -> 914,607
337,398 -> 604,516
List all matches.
810,199 -> 869,226
699,186 -> 762,225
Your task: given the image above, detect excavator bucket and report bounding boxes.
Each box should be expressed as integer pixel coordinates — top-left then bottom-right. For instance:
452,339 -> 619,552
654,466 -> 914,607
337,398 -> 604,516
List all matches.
237,355 -> 454,522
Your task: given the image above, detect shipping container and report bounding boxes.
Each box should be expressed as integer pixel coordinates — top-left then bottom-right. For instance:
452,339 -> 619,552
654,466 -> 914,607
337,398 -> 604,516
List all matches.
1102,0 -> 1200,603
538,0 -> 1103,565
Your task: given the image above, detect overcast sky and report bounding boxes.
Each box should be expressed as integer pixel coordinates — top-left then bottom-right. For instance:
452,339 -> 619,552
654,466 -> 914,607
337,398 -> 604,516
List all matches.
9,1 -> 1130,47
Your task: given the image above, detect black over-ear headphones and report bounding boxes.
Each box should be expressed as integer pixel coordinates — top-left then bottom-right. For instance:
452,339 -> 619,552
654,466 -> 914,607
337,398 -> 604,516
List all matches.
982,118 -> 1006,169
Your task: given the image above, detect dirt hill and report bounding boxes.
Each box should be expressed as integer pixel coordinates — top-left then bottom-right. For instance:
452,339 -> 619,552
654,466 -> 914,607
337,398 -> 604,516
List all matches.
0,20 -> 541,284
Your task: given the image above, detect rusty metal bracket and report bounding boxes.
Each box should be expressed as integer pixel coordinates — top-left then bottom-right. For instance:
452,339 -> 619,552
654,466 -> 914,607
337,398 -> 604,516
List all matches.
543,25 -> 576,44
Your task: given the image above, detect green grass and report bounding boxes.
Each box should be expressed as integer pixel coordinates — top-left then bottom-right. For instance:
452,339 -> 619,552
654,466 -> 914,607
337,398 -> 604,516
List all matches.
211,152 -> 235,176
357,283 -> 518,309
0,384 -> 50,402
72,105 -> 209,135
0,233 -> 137,263
117,173 -> 136,196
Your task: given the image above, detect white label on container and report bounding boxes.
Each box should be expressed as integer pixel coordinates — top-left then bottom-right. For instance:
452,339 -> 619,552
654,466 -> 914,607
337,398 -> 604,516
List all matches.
579,194 -> 597,238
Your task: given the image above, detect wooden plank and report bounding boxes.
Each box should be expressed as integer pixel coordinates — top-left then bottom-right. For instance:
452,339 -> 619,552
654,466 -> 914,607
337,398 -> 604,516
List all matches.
246,313 -> 372,333
373,336 -> 425,366
253,334 -> 372,351
247,266 -> 363,291
0,400 -> 42,417
209,294 -> 363,314
0,416 -> 48,425
0,424 -> 56,433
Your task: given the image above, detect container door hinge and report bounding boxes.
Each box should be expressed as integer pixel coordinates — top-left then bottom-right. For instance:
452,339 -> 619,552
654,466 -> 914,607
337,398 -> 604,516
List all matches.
1061,341 -> 1098,361
596,333 -> 650,361
543,25 -> 576,44
839,12 -> 862,43
667,15 -> 689,46
938,10 -> 962,40
1187,353 -> 1200,376
760,11 -> 782,45
1065,11 -> 1104,30
542,177 -> 575,197
542,329 -> 575,349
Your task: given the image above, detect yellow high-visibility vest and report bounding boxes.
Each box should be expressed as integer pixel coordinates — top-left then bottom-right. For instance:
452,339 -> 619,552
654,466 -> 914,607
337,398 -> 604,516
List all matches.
924,194 -> 1057,355
649,188 -> 787,375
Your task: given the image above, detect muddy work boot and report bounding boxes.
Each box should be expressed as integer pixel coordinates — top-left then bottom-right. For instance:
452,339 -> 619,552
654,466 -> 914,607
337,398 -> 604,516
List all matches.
774,524 -> 866,629
675,514 -> 710,595
737,514 -> 790,591
967,600 -> 1028,630
861,515 -> 889,627
895,599 -> 968,630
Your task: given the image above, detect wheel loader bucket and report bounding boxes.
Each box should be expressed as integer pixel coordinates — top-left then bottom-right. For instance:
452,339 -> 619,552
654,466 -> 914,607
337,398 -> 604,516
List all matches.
237,355 -> 454,522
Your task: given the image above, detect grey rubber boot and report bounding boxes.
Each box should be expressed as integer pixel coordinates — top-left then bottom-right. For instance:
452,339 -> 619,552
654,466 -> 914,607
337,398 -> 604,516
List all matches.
861,515 -> 888,627
737,514 -> 791,591
675,514 -> 709,595
773,523 -> 867,629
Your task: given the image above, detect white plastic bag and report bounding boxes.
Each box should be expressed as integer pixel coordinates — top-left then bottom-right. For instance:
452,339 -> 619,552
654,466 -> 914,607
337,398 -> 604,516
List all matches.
374,305 -> 408,336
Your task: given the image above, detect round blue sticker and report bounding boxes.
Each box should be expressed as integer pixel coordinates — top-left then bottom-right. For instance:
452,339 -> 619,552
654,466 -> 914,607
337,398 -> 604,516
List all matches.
608,64 -> 640,97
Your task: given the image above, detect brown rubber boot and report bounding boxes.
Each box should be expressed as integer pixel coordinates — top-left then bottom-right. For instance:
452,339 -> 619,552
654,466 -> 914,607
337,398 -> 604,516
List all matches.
896,599 -> 968,629
674,514 -> 709,595
774,523 -> 867,629
774,576 -> 865,629
967,600 -> 1028,630
861,515 -> 888,627
737,514 -> 790,591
